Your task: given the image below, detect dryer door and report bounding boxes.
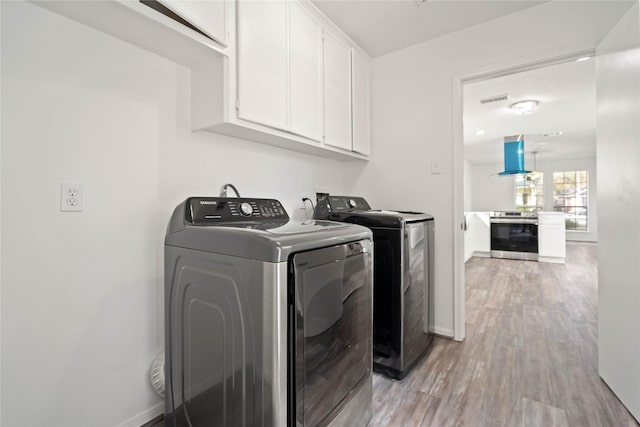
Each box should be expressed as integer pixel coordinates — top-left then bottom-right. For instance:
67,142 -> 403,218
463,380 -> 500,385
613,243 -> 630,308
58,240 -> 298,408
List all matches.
292,240 -> 373,427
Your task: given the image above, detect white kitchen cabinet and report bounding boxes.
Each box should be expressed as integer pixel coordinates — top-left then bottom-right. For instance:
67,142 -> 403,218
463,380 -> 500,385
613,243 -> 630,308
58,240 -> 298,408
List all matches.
236,0 -> 288,130
351,47 -> 370,155
157,0 -> 228,47
289,1 -> 323,142
323,29 -> 352,151
538,213 -> 566,262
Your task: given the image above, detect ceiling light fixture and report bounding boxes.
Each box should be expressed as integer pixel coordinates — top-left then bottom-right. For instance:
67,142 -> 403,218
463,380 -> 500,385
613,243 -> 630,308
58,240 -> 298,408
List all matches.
576,56 -> 592,62
510,100 -> 539,115
475,130 -> 486,136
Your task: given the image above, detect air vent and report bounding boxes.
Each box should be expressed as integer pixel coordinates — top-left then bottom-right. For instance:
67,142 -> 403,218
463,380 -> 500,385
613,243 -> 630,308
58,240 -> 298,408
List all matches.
480,94 -> 510,105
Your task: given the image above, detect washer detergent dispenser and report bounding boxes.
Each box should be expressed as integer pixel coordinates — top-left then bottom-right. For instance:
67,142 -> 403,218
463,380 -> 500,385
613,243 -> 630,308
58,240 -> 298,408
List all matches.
164,197 -> 374,427
314,196 -> 435,380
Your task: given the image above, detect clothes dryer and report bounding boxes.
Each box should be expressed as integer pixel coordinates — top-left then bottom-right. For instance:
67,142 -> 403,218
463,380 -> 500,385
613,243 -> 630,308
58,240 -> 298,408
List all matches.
164,197 -> 373,427
314,196 -> 434,379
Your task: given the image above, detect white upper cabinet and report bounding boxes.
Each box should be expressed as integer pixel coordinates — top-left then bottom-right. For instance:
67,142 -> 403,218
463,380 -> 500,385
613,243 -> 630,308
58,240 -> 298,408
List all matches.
157,0 -> 228,47
324,31 -> 351,150
236,0 -> 288,131
351,47 -> 370,155
323,29 -> 352,151
289,2 -> 323,142
36,0 -> 369,160
192,0 -> 370,160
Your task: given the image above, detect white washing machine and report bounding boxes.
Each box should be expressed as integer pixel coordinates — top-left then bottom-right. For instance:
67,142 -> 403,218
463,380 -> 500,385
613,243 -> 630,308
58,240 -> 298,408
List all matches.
164,197 -> 374,427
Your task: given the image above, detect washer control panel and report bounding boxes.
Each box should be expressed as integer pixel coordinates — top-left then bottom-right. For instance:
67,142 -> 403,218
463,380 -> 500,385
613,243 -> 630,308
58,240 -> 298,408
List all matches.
323,196 -> 371,211
186,197 -> 289,224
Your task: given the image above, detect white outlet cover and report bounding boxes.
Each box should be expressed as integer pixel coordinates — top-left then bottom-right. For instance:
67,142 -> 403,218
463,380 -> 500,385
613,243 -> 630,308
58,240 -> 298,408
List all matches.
60,182 -> 83,212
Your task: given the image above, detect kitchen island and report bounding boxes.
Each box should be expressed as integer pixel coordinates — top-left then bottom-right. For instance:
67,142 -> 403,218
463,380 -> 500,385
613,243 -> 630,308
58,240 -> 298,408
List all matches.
464,211 -> 566,264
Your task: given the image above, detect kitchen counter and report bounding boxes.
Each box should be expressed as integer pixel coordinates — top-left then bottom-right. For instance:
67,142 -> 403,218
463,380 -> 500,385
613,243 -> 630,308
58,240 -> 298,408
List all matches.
464,212 -> 566,263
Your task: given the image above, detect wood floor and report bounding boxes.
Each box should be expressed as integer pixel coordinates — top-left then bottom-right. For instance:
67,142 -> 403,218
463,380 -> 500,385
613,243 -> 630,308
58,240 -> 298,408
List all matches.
149,242 -> 639,427
369,242 -> 639,427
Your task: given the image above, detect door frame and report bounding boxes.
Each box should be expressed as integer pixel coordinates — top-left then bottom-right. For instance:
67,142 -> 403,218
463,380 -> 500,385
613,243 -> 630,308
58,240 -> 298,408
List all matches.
451,44 -> 596,342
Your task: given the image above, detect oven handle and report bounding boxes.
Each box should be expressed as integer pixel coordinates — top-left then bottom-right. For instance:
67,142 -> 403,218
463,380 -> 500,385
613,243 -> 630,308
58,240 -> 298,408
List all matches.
490,218 -> 538,225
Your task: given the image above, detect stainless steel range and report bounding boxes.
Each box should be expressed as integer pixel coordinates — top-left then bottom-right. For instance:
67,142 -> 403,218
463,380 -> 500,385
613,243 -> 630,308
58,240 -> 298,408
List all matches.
490,211 -> 539,261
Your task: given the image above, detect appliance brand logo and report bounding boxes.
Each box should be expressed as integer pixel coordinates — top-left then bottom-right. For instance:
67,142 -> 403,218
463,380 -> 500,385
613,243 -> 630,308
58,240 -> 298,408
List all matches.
200,201 -> 218,205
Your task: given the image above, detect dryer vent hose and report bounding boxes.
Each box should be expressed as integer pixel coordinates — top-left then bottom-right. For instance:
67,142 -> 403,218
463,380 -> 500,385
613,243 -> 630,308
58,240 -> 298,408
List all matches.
150,351 -> 165,398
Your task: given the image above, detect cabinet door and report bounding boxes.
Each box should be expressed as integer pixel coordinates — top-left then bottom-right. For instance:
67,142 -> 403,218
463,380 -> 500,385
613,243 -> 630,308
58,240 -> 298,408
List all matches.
289,2 -> 323,142
323,30 -> 352,151
237,0 -> 288,130
538,215 -> 566,258
158,0 -> 228,46
351,48 -> 370,155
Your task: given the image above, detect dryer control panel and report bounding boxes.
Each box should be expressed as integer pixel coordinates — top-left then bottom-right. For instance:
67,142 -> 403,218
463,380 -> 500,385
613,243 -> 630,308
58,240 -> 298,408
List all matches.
186,197 -> 289,224
314,196 -> 371,219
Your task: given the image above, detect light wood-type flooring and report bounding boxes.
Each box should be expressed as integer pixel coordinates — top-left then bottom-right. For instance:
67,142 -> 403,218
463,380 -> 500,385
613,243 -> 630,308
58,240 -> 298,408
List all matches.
147,242 -> 639,427
369,242 -> 639,427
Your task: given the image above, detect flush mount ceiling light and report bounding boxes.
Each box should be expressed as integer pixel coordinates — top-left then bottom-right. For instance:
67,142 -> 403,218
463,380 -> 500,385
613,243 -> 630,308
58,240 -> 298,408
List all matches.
576,56 -> 592,62
475,130 -> 486,136
510,100 -> 539,115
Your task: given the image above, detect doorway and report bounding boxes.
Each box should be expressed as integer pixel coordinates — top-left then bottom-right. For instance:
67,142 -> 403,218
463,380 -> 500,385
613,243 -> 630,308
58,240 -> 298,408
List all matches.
452,48 -> 597,342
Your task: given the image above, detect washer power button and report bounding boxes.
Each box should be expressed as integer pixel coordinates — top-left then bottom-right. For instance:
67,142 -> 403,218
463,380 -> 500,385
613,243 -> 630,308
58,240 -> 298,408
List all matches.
240,202 -> 253,216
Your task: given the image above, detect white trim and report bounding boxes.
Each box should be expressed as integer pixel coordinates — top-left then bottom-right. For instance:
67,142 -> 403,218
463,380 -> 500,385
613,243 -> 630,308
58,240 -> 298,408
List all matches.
451,41 -> 597,345
471,251 -> 491,258
539,256 -> 566,264
452,73 -> 465,342
430,326 -> 455,338
116,402 -> 163,427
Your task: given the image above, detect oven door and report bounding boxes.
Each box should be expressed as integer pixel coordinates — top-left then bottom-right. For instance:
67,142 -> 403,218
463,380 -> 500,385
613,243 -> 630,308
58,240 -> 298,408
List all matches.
490,219 -> 538,260
291,240 -> 373,427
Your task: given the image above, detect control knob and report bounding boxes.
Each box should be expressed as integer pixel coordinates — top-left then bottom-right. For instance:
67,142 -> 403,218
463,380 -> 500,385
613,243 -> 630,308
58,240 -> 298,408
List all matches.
240,202 -> 253,217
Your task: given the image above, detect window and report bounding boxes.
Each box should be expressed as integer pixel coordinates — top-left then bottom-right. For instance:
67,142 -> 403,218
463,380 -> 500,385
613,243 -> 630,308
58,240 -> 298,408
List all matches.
515,172 -> 543,212
553,171 -> 588,231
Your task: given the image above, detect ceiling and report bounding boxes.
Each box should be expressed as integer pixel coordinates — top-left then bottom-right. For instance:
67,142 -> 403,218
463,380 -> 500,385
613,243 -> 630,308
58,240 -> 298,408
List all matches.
312,0 -> 547,57
463,58 -> 596,165
311,1 -> 629,167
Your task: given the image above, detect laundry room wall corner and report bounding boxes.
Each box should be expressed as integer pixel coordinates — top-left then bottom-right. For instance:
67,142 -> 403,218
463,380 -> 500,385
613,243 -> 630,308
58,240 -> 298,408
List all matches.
1,2 -> 345,425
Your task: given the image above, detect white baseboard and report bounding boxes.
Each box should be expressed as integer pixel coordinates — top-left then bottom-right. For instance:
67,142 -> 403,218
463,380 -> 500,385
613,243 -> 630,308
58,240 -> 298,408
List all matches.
472,251 -> 491,258
116,402 -> 163,427
429,325 -> 454,338
539,256 -> 565,264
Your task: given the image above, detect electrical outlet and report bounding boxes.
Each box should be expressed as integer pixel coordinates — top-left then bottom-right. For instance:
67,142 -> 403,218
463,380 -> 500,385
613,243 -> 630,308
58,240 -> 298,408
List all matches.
299,194 -> 309,210
60,182 -> 83,212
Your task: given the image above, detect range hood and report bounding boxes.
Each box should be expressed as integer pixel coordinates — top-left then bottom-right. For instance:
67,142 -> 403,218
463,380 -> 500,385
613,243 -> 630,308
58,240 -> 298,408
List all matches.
498,135 -> 531,175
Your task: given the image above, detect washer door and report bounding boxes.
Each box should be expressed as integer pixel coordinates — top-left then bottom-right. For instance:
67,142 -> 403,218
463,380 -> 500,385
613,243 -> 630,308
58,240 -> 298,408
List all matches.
292,240 -> 373,427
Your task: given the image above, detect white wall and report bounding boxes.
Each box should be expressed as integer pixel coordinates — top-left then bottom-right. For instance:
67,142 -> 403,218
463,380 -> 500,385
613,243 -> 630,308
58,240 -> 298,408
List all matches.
467,157 -> 598,242
0,2 -> 344,426
463,158 -> 472,212
468,163 -> 515,212
597,1 -> 640,421
343,0 -> 629,336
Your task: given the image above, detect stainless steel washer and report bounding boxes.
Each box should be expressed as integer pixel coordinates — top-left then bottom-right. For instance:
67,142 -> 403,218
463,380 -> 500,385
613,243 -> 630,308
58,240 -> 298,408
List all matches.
164,197 -> 373,427
314,196 -> 435,380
